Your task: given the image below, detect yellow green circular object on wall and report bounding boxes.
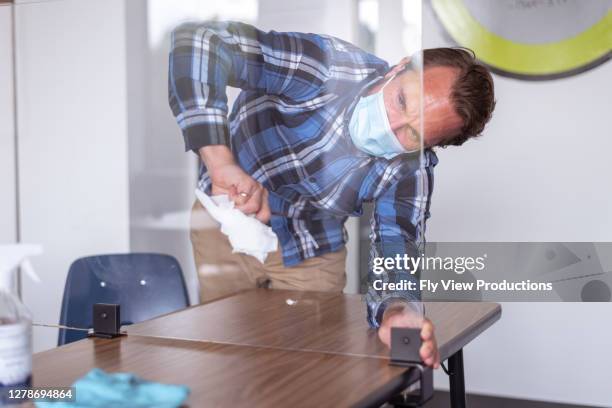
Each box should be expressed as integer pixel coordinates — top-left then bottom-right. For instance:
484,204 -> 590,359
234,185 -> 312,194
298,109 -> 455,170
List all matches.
431,0 -> 612,80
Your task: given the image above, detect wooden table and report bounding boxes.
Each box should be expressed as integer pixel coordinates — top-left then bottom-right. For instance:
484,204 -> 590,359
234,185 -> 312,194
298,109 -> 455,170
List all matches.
33,289 -> 501,407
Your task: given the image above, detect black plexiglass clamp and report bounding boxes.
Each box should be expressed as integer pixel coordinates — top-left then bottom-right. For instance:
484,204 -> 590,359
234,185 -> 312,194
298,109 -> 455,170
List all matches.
91,303 -> 123,339
389,327 -> 434,406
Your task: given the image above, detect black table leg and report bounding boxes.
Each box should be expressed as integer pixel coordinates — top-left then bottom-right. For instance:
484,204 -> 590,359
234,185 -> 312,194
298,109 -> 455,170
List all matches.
448,349 -> 466,408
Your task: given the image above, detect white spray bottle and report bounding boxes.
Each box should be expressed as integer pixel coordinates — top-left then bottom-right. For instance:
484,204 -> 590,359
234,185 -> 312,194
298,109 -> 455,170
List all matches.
0,244 -> 42,404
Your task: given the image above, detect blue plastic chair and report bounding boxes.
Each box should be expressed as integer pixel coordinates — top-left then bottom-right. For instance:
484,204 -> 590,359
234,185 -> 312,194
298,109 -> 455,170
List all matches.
58,253 -> 189,346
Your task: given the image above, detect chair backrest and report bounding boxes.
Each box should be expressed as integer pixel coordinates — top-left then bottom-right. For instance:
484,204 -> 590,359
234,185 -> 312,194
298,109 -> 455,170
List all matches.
58,253 -> 189,346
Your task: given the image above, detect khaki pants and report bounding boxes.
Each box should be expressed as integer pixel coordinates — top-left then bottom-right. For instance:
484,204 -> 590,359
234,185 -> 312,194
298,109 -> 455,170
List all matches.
190,200 -> 347,303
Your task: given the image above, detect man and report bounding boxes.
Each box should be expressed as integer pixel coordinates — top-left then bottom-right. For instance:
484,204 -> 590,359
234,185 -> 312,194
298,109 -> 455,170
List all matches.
169,21 -> 495,369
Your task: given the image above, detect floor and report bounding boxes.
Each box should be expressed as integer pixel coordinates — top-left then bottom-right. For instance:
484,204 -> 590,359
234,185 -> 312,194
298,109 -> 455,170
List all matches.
422,391 -> 599,408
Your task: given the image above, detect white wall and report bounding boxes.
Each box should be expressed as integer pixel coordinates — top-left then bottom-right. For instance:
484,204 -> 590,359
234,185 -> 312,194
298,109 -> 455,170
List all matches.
14,0 -> 131,352
423,3 -> 612,406
376,0 -> 410,64
0,4 -> 17,245
258,0 -> 357,40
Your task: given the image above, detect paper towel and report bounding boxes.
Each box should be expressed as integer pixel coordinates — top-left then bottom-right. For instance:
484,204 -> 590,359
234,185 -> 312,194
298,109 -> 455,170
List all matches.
195,189 -> 278,263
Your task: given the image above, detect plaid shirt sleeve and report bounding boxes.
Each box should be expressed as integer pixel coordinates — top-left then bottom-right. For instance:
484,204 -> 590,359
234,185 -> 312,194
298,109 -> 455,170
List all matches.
168,20 -> 380,152
365,152 -> 437,328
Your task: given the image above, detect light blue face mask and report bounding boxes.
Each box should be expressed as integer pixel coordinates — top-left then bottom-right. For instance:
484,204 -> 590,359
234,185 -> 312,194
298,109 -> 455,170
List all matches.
348,74 -> 412,159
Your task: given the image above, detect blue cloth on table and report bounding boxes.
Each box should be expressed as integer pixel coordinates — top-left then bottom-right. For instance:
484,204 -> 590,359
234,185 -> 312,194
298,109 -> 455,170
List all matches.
36,368 -> 189,408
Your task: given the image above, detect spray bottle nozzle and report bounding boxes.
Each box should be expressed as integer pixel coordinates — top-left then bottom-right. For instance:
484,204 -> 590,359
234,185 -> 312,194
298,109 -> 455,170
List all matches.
0,244 -> 43,292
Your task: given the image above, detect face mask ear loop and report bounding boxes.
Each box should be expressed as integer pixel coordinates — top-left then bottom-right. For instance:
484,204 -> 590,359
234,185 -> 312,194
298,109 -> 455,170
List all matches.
381,61 -> 409,90
380,72 -> 398,92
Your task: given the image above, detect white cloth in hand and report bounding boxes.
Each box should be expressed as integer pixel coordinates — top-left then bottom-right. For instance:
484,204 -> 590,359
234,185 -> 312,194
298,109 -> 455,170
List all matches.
195,189 -> 278,264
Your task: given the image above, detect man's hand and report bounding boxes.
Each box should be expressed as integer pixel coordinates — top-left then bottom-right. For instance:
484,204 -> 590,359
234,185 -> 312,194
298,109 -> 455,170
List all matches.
378,302 -> 440,368
199,145 -> 271,223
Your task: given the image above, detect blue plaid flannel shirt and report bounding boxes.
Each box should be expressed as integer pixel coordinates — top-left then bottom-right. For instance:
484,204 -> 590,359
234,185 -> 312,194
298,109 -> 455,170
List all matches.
169,21 -> 438,327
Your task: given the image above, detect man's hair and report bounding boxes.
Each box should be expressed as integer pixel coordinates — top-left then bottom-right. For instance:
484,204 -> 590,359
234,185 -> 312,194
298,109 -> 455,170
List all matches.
423,48 -> 496,147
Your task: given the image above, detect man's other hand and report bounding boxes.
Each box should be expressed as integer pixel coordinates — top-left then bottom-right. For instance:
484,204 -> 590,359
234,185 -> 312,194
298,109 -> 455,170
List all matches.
199,145 -> 271,223
378,302 -> 440,368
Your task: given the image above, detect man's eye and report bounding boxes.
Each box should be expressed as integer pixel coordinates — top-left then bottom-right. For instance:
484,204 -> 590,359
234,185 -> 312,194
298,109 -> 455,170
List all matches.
398,94 -> 406,109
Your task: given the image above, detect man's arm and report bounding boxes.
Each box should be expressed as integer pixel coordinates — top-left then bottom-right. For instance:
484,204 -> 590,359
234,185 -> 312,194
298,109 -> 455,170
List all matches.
169,20 -> 382,153
366,152 -> 440,367
366,154 -> 435,327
